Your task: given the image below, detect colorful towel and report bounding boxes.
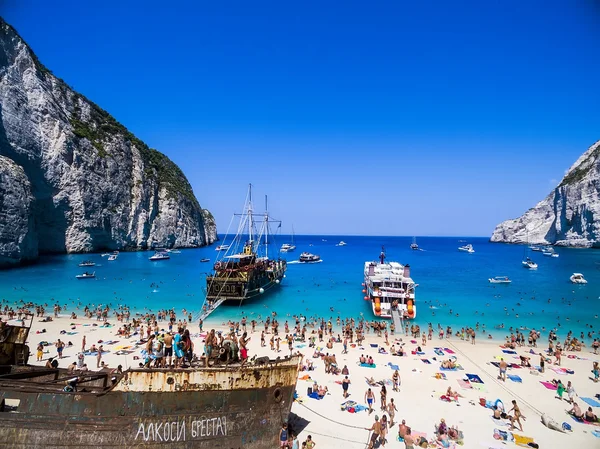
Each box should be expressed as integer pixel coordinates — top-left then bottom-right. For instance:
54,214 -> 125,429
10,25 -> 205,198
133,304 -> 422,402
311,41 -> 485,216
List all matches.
507,375 -> 523,383
540,381 -> 557,390
458,379 -> 473,389
502,349 -> 517,354
490,416 -> 510,427
440,365 -> 463,371
359,363 -> 376,368
434,372 -> 447,380
444,348 -> 455,354
581,397 -> 600,408
421,359 -> 432,364
466,373 -> 484,384
435,348 -> 445,356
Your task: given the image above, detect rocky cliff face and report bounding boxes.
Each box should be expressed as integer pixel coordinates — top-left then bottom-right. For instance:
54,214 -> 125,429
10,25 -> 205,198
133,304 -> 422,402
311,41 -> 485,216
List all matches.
0,18 -> 216,267
491,140 -> 600,248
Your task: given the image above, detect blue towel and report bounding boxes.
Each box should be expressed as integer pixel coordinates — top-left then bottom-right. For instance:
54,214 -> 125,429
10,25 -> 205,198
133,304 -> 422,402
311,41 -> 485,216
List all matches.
466,373 -> 484,384
388,363 -> 399,370
592,430 -> 600,438
440,366 -> 459,371
581,397 -> 600,408
308,392 -> 323,400
507,374 -> 522,383
370,343 -> 378,348
354,404 -> 368,412
502,349 -> 517,354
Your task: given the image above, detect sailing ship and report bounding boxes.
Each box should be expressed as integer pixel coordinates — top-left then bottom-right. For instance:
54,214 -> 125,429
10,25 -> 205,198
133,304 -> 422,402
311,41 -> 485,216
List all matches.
205,185 -> 287,304
363,246 -> 417,319
0,317 -> 301,448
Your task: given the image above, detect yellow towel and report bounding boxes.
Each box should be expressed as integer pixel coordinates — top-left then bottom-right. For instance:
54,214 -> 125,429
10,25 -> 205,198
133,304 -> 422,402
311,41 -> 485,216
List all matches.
513,434 -> 534,447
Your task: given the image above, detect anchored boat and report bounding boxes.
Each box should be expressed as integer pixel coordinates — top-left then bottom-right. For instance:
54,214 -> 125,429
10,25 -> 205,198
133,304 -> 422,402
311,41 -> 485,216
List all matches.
0,319 -> 301,448
205,184 -> 287,305
363,247 -> 417,319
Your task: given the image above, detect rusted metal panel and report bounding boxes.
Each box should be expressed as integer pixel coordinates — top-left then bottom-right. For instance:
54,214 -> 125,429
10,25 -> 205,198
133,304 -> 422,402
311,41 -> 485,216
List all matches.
0,355 -> 302,448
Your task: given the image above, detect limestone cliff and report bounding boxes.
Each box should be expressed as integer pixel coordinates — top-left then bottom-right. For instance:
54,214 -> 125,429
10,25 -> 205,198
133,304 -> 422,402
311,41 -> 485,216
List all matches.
491,140 -> 600,247
0,17 -> 216,266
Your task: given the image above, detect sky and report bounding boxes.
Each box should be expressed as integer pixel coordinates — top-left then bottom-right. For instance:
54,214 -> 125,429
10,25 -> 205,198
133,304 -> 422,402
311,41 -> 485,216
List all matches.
2,1 -> 599,236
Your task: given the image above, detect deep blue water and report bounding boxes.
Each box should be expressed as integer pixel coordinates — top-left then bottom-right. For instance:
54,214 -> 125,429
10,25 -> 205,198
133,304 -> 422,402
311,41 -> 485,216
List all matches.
1,236 -> 599,341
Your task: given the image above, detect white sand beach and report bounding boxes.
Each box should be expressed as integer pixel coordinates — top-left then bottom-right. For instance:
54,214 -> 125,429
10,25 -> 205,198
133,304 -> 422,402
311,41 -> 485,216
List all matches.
14,313 -> 600,449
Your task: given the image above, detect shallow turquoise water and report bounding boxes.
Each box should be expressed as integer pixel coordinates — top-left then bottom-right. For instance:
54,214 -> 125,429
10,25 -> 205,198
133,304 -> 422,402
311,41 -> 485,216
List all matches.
1,236 -> 599,341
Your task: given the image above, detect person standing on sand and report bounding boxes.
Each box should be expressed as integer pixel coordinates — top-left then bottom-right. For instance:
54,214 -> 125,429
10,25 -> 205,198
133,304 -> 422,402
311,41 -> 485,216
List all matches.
499,358 -> 507,382
380,384 -> 387,411
566,381 -> 576,404
342,375 -> 350,398
508,399 -> 524,432
81,335 -> 86,352
403,428 -> 415,449
96,345 -> 103,368
365,388 -> 375,414
304,435 -> 315,448
392,369 -> 400,392
365,415 -> 381,449
278,423 -> 288,448
387,399 -> 398,426
539,353 -> 545,373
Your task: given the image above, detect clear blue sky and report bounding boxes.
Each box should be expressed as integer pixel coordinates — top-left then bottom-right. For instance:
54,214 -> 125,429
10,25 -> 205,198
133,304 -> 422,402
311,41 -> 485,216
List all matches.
3,1 -> 599,236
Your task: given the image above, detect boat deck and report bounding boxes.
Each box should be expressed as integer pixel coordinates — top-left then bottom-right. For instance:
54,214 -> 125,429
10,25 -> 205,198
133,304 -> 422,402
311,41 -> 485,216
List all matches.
391,308 -> 404,333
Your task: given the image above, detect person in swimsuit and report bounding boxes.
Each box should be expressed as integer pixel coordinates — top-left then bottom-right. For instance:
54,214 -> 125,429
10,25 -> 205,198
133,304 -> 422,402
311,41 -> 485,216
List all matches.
403,428 -> 415,449
278,423 -> 288,448
508,400 -> 524,431
365,415 -> 381,449
380,415 -> 388,447
499,358 -> 507,382
342,376 -> 350,398
365,388 -> 375,414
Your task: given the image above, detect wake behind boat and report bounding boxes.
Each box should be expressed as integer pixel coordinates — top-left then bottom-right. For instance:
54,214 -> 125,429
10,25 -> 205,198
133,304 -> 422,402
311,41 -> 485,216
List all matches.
363,247 -> 417,319
204,184 -> 286,305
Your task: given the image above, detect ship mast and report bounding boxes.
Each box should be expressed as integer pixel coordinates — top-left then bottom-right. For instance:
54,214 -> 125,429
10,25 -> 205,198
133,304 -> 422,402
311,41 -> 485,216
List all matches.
248,183 -> 253,253
264,195 -> 269,259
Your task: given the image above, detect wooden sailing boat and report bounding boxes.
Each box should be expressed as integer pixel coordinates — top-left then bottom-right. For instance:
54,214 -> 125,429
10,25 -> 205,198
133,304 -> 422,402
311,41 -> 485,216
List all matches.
205,184 -> 287,304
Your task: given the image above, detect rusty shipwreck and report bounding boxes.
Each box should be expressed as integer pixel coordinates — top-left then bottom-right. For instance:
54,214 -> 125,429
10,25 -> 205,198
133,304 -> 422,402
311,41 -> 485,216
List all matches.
0,319 -> 302,448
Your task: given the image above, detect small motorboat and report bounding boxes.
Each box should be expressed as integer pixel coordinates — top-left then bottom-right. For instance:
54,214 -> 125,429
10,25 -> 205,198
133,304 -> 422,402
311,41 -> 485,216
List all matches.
107,253 -> 118,261
101,253 -> 110,257
336,241 -> 347,246
458,244 -> 475,253
78,260 -> 95,267
410,236 -> 419,250
489,276 -> 512,284
281,243 -> 296,252
570,273 -> 587,284
169,249 -> 181,254
76,272 -> 96,279
299,252 -> 321,263
149,251 -> 170,261
531,246 -> 543,252
200,258 -> 210,263
215,244 -> 229,251
522,257 -> 538,269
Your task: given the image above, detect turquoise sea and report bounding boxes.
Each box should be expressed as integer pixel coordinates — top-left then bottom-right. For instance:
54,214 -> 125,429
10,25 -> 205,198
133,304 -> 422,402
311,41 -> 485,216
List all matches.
1,236 -> 599,342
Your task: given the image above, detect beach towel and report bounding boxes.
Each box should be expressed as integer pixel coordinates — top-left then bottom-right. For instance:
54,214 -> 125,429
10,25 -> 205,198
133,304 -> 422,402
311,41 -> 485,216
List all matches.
466,373 -> 484,384
434,372 -> 447,380
592,430 -> 600,438
551,366 -> 568,375
388,363 -> 400,370
359,363 -> 376,368
66,332 -> 78,335
581,397 -> 600,408
444,348 -> 455,354
103,340 -> 119,345
507,375 -> 523,383
421,359 -> 431,364
440,365 -> 463,371
458,379 -> 473,389
115,350 -> 133,355
540,381 -> 557,390
308,392 -> 323,400
299,374 -> 311,380
370,343 -> 378,348
512,434 -> 534,447
490,416 -> 510,427
569,415 -> 600,426
472,383 -> 488,393
340,400 -> 357,410
502,349 -> 517,354
435,348 -> 445,356
510,363 -> 522,369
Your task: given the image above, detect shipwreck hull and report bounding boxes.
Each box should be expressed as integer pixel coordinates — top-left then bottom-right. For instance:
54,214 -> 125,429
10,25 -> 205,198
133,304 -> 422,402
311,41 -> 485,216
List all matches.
0,385 -> 294,448
0,359 -> 301,448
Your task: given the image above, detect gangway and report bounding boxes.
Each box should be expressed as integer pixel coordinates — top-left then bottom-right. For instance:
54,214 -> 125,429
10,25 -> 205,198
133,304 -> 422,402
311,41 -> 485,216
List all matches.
390,308 -> 404,334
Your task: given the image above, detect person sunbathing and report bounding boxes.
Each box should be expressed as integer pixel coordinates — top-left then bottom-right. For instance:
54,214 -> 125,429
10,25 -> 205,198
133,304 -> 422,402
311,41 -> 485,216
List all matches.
317,386 -> 328,398
567,402 -> 584,419
519,356 -> 531,367
366,376 -> 377,386
441,359 -> 456,369
585,407 -> 598,422
446,386 -> 459,400
448,426 -> 459,440
360,354 -> 367,364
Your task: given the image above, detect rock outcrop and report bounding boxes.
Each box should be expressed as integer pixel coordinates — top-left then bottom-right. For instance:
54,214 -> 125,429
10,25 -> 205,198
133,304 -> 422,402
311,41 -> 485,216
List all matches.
491,140 -> 600,247
0,17 -> 216,267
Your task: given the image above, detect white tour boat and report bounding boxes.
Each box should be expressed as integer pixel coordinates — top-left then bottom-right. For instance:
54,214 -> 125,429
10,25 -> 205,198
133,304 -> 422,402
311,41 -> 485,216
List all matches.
363,247 -> 417,319
522,257 -> 538,269
458,244 -> 475,253
216,244 -> 230,252
299,252 -> 320,263
570,273 -> 587,284
489,276 -> 512,284
107,253 -> 118,261
149,251 -> 170,261
75,272 -> 96,279
336,241 -> 347,246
